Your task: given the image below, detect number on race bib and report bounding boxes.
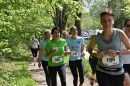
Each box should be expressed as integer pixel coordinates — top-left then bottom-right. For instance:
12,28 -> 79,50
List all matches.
71,51 -> 78,57
106,58 -> 115,62
102,55 -> 119,66
52,56 -> 62,63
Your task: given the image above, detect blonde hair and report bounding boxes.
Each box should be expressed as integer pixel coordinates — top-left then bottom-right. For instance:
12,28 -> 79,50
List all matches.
63,30 -> 68,36
32,35 -> 35,38
44,29 -> 51,35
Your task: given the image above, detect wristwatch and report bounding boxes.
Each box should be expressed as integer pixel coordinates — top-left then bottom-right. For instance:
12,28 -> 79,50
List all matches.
116,50 -> 120,55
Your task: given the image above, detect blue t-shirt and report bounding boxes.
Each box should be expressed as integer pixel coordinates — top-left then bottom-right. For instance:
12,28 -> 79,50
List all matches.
30,39 -> 39,49
39,39 -> 48,61
67,36 -> 84,61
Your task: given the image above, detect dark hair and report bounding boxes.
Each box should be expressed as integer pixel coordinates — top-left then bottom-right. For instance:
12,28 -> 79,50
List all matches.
100,9 -> 114,18
51,26 -> 61,34
124,18 -> 130,26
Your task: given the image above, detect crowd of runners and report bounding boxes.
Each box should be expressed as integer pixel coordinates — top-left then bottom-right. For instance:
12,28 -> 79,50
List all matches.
29,9 -> 130,86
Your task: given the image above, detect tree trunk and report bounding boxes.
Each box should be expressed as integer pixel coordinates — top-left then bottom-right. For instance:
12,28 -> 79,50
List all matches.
75,12 -> 82,36
74,0 -> 82,36
53,5 -> 68,35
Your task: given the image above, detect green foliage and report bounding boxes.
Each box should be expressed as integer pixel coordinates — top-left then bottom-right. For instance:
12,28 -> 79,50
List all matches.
123,0 -> 130,18
81,13 -> 101,30
0,0 -> 53,56
86,0 -> 127,29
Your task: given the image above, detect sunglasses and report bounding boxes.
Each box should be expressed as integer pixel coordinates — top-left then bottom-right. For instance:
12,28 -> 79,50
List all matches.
125,24 -> 130,27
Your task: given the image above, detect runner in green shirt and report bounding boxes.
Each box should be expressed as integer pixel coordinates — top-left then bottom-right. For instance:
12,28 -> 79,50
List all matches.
46,26 -> 67,86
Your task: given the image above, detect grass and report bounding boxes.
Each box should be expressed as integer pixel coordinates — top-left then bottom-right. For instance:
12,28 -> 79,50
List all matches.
0,50 -> 36,86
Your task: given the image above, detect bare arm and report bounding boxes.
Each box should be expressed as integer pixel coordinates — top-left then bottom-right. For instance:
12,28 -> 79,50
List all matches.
38,48 -> 42,62
37,41 -> 39,45
88,35 -> 97,57
81,43 -> 86,56
46,48 -> 57,58
88,35 -> 104,58
86,45 -> 88,51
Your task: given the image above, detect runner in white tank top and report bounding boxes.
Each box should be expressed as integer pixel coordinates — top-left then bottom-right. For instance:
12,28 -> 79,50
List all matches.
121,18 -> 130,86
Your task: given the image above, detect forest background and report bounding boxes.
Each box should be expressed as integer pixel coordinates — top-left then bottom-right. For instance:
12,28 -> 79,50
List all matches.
0,0 -> 130,85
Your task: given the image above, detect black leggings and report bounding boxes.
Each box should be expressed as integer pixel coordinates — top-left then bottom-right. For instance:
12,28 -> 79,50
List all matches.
89,56 -> 98,74
48,64 -> 66,86
96,70 -> 124,86
31,48 -> 38,57
69,60 -> 84,86
41,61 -> 51,86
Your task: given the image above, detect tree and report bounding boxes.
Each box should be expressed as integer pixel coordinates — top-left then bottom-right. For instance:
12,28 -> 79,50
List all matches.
43,0 -> 83,35
0,0 -> 53,55
107,0 -> 126,29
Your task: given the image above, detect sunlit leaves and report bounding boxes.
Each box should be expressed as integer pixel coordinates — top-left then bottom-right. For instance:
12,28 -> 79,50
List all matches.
123,0 -> 130,17
0,0 -> 53,55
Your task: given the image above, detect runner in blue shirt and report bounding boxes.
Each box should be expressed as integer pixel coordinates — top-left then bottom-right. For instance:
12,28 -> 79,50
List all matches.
38,29 -> 51,86
30,35 -> 39,66
67,26 -> 85,86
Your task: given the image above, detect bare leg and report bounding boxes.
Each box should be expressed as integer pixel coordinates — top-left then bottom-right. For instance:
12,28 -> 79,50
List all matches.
91,74 -> 95,79
33,57 -> 37,66
90,73 -> 95,86
124,73 -> 130,86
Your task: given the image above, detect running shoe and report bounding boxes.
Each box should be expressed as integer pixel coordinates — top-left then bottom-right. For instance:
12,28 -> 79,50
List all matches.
90,78 -> 95,86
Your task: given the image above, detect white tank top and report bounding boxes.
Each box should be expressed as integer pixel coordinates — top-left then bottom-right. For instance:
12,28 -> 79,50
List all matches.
121,38 -> 130,64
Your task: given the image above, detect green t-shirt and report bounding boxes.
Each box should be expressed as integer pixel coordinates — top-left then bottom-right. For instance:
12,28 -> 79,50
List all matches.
46,38 -> 67,66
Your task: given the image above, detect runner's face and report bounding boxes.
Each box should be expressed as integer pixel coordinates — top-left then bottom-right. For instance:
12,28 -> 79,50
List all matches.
32,36 -> 35,40
124,21 -> 130,37
100,15 -> 114,30
53,29 -> 60,38
45,32 -> 51,40
71,27 -> 78,36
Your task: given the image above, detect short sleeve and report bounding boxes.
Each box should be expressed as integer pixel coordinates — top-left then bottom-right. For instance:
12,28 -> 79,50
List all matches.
45,42 -> 50,51
36,39 -> 39,42
66,38 -> 69,46
81,38 -> 84,45
64,40 -> 67,46
39,41 -> 43,48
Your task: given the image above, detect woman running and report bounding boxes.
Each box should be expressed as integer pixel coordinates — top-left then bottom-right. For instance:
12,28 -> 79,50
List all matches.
38,29 -> 51,86
30,35 -> 39,66
121,18 -> 130,86
46,26 -> 67,86
88,9 -> 130,86
67,26 -> 85,86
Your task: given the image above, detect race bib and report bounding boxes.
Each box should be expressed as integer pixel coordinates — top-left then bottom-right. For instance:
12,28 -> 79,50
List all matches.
102,55 -> 119,66
71,51 -> 78,57
32,43 -> 37,48
52,56 -> 62,63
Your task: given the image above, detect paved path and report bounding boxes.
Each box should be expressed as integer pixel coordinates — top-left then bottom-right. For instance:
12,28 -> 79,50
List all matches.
28,58 -> 98,86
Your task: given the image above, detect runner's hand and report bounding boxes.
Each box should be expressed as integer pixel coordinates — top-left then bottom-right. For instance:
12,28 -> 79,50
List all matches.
38,62 -> 41,68
64,51 -> 68,56
52,48 -> 58,53
82,52 -> 85,56
106,49 -> 116,57
97,50 -> 104,58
